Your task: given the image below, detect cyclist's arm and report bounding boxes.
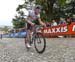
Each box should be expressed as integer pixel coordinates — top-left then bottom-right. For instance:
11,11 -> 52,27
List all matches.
37,17 -> 45,26
26,16 -> 34,26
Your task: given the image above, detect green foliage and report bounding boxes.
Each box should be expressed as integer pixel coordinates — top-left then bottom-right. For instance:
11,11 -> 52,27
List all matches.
34,0 -> 67,21
16,5 -> 23,11
12,17 -> 25,29
12,0 -> 27,29
12,0 -> 75,28
58,0 -> 66,6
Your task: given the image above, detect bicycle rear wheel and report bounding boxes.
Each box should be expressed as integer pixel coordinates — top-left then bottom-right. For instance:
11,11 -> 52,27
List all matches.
34,33 -> 46,54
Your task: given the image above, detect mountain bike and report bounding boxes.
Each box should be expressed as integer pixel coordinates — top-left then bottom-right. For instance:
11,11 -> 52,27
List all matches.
25,25 -> 46,54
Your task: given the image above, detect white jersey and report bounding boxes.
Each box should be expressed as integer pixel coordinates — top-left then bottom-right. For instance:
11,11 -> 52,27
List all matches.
28,10 -> 40,21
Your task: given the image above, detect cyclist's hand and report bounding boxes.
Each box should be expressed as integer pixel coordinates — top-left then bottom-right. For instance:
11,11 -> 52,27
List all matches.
42,23 -> 46,27
31,23 -> 35,26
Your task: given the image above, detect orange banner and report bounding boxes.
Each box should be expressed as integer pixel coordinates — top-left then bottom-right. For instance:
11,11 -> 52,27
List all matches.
39,22 -> 75,37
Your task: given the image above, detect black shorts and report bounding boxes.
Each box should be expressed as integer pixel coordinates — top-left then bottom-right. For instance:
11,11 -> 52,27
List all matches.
26,20 -> 39,30
27,23 -> 33,30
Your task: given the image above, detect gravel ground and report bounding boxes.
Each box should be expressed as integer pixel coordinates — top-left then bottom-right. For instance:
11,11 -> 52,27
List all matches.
0,38 -> 75,62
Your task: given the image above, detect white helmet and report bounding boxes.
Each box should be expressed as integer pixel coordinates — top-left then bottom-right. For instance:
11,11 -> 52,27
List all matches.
35,5 -> 41,12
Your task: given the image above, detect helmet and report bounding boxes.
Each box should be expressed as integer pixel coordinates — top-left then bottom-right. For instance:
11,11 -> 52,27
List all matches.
35,5 -> 41,9
35,5 -> 41,12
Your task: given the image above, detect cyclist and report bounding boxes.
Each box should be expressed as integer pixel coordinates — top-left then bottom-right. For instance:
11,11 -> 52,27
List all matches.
25,5 -> 45,48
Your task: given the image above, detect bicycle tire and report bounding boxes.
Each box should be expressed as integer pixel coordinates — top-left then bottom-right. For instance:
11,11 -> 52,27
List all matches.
34,33 -> 46,54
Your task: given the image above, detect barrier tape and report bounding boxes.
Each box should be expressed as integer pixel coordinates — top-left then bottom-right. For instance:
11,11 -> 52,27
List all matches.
39,22 -> 75,37
2,22 -> 75,37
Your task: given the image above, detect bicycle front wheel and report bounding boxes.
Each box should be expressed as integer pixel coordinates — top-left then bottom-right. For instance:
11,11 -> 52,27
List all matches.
34,33 -> 46,54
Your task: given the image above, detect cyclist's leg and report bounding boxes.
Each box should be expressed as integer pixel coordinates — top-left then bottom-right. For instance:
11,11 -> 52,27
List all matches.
26,30 -> 31,47
26,23 -> 32,48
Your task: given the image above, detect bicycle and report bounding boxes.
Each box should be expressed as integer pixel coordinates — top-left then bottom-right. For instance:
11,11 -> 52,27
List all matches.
25,25 -> 46,54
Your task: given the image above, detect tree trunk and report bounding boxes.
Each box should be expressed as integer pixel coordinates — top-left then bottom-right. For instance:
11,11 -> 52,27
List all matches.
46,0 -> 55,21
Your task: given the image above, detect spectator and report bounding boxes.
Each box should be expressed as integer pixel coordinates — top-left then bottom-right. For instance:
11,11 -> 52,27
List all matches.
45,21 -> 51,27
59,17 -> 66,24
66,17 -> 71,24
71,15 -> 75,22
51,19 -> 57,26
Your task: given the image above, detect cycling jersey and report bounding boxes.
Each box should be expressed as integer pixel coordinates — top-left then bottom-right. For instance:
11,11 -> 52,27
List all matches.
26,10 -> 40,30
28,10 -> 40,21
